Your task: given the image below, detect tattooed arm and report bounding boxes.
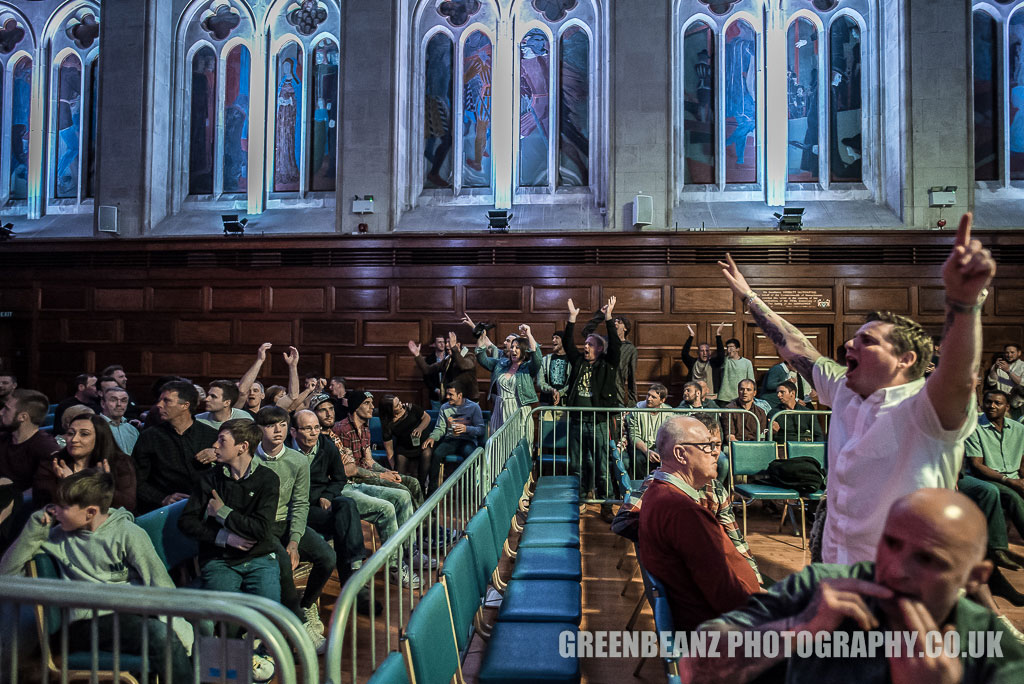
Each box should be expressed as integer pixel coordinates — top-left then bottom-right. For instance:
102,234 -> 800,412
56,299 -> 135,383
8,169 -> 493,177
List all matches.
926,214 -> 995,430
718,255 -> 821,387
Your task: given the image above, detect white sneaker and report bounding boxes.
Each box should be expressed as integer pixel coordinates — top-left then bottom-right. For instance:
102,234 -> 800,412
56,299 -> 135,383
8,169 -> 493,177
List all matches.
412,552 -> 439,570
252,654 -> 275,683
302,604 -> 325,635
390,563 -> 422,588
303,619 -> 327,655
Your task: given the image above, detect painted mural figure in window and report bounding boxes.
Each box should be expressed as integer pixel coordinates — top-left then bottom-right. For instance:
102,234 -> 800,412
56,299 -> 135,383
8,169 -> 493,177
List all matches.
274,50 -> 303,191
787,18 -> 819,183
424,34 -> 453,188
309,39 -> 338,191
724,21 -> 756,181
1011,13 -> 1024,178
9,57 -> 32,200
558,25 -> 589,186
519,28 -> 550,187
829,16 -> 861,182
683,22 -> 715,184
223,46 -> 250,193
189,48 -> 216,195
462,31 -> 491,188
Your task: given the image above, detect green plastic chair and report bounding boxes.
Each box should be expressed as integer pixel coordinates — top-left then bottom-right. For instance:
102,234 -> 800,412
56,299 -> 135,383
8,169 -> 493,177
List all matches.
367,652 -> 410,684
401,583 -> 462,684
730,441 -> 801,541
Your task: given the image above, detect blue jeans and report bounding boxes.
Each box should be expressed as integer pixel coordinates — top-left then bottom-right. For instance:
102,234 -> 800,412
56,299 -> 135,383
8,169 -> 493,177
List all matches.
427,438 -> 478,494
569,418 -> 610,498
343,482 -> 414,543
201,554 -> 281,602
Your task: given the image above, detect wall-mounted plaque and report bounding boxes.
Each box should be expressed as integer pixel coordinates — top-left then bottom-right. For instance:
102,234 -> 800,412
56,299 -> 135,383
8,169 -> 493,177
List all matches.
755,288 -> 833,312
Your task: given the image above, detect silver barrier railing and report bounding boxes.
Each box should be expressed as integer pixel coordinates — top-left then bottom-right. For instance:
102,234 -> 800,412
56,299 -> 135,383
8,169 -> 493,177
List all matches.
767,408 -> 831,445
0,576 -> 316,684
530,406 -> 766,501
323,406 -> 532,683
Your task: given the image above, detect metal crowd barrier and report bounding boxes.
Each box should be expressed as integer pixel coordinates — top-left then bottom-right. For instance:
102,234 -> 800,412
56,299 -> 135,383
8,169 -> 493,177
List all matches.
324,407 -> 531,684
0,576 -> 317,684
531,406 -> 766,501
767,408 -> 832,445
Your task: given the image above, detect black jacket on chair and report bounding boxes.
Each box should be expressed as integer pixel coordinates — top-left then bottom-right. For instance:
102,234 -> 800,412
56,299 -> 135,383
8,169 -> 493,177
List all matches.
563,319 -> 622,409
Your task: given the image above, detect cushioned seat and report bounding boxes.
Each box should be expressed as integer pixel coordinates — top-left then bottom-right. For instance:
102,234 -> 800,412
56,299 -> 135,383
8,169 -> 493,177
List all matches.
367,652 -> 409,684
497,580 -> 582,624
134,499 -> 198,571
517,522 -> 580,549
529,487 -> 579,504
534,475 -> 579,490
732,483 -> 800,499
64,653 -> 145,673
479,622 -> 580,684
526,501 -> 580,524
510,547 -> 582,581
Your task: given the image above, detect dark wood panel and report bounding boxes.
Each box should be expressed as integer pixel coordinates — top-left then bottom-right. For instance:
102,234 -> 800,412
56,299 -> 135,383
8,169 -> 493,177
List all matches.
982,325 -> 1024,350
271,287 -> 326,313
603,287 -> 663,312
672,287 -> 734,313
302,321 -> 357,345
466,287 -> 521,311
395,355 -> 421,380
40,287 -> 87,311
237,321 -> 294,346
211,287 -> 263,312
398,286 -> 455,312
207,353 -> 258,378
0,288 -> 36,310
919,286 -> 945,314
125,319 -> 174,344
531,287 -> 590,312
94,288 -> 145,311
845,287 -> 910,313
152,287 -> 204,312
151,352 -> 203,377
332,354 -> 389,381
38,318 -> 62,342
95,350 -> 142,377
636,323 -> 691,348
995,288 -> 1024,316
178,320 -> 232,346
364,321 -> 420,346
335,287 -> 389,312
38,350 -> 87,375
67,319 -> 117,343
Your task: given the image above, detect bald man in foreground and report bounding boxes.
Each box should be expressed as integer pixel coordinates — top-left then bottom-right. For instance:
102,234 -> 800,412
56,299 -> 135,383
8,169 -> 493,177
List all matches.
681,489 -> 1024,683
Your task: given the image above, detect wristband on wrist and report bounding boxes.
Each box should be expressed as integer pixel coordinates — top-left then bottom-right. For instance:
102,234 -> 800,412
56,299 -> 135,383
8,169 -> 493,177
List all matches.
743,290 -> 758,304
945,288 -> 988,314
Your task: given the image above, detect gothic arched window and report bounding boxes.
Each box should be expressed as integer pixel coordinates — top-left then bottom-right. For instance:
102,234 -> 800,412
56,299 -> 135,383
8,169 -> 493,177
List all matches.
973,1 -> 1024,185
675,0 -> 874,207
406,0 -> 604,211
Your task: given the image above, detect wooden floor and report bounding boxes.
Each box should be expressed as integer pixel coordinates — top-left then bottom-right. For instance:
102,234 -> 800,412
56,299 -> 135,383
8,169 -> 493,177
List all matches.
318,504 -> 1024,684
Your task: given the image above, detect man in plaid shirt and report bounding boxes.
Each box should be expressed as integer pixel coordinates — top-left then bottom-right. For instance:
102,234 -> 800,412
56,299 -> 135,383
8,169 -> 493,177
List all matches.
611,417 -> 762,585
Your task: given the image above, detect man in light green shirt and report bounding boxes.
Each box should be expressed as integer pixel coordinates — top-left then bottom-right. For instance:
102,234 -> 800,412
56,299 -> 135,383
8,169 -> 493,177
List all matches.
965,389 -> 1024,542
717,337 -> 755,403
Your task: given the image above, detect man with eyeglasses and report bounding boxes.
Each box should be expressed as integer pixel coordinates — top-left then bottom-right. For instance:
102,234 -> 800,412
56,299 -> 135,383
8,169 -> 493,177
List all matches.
636,415 -> 761,631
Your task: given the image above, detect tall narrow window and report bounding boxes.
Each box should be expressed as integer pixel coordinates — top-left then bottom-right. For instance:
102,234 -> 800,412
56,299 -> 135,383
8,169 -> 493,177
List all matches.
558,25 -> 589,186
223,45 -> 250,194
973,11 -> 999,181
54,55 -> 83,199
787,18 -> 819,183
725,20 -> 757,184
1010,10 -> 1024,179
519,28 -> 549,187
309,38 -> 338,192
273,42 -> 303,193
683,21 -> 715,184
9,57 -> 31,201
462,31 -> 492,188
829,16 -> 862,182
86,60 -> 99,198
189,46 -> 216,195
424,33 -> 454,188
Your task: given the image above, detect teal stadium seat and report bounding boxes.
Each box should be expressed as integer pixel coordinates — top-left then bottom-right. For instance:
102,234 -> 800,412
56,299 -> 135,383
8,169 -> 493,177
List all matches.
366,651 -> 410,684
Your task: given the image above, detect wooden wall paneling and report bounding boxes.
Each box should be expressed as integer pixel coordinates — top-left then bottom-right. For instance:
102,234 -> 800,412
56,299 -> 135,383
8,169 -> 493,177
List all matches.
94,288 -> 145,311
178,320 -> 232,346
982,325 -> 1024,350
152,287 -> 205,312
671,287 -> 734,313
40,286 -> 87,311
236,320 -> 295,346
267,353 -> 324,380
636,323 -> 694,349
124,319 -> 175,344
211,287 -> 264,312
94,350 -> 143,377
334,287 -> 390,312
918,286 -> 945,314
37,349 -> 88,375
602,286 -> 663,312
994,288 -> 1024,316
207,353 -> 263,379
845,287 -> 910,313
466,286 -> 522,311
302,320 -> 358,346
398,286 -> 456,312
395,355 -> 422,380
66,319 -> 118,344
0,288 -> 36,310
38,318 -> 62,343
531,286 -> 591,312
332,353 -> 389,381
151,352 -> 204,377
364,320 -> 420,346
270,287 -> 326,313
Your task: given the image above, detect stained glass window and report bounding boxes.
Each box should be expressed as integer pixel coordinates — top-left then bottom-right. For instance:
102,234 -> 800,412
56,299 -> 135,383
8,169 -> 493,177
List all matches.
9,57 -> 32,201
54,55 -> 83,199
86,59 -> 99,198
188,46 -> 216,195
519,28 -> 549,187
309,38 -> 339,192
787,18 -> 819,183
1010,9 -> 1024,180
462,31 -> 492,188
223,45 -> 250,194
973,11 -> 999,181
558,25 -> 588,186
829,16 -> 862,183
273,42 -> 303,193
725,20 -> 757,184
683,21 -> 715,185
424,33 -> 454,188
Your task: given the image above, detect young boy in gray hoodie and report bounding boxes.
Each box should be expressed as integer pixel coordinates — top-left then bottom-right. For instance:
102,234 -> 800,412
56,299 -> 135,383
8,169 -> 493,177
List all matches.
0,469 -> 192,680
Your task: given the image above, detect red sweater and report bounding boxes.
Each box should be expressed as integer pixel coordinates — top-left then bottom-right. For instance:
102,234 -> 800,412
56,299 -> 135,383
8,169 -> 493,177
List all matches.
637,478 -> 760,631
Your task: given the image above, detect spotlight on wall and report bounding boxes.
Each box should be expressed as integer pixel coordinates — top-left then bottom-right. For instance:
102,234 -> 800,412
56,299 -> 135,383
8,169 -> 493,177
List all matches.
487,209 -> 513,233
928,186 -> 957,207
222,214 -> 248,236
0,222 -> 14,240
773,207 -> 804,231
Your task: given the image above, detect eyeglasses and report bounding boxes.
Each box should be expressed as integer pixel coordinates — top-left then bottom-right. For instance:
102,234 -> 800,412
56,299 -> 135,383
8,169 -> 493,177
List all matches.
297,425 -> 322,433
679,441 -> 722,454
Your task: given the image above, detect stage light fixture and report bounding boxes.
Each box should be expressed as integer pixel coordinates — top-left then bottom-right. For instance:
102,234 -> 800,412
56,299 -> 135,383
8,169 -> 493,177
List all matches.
487,209 -> 512,233
773,207 -> 804,231
222,214 -> 248,236
0,222 -> 14,240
